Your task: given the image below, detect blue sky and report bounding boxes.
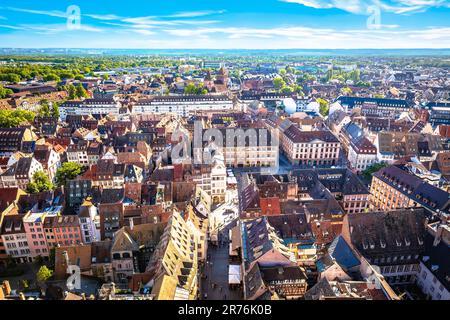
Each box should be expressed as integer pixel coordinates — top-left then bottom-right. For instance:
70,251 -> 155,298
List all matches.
0,0 -> 449,48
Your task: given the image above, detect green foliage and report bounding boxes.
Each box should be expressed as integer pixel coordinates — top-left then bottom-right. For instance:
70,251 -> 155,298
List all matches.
66,84 -> 77,99
362,162 -> 389,181
38,99 -> 60,118
325,68 -> 360,83
36,265 -> 53,283
75,83 -> 88,98
356,81 -> 371,87
22,279 -> 30,289
184,83 -> 208,95
0,109 -> 35,128
52,102 -> 60,119
65,83 -> 87,99
0,85 -> 14,98
26,171 -> 53,194
317,98 -> 329,117
43,73 -> 61,82
55,162 -> 83,187
0,73 -> 21,83
341,87 -> 353,95
273,76 -> 286,91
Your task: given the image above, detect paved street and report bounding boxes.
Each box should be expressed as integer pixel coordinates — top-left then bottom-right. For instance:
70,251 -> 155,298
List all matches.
201,226 -> 242,300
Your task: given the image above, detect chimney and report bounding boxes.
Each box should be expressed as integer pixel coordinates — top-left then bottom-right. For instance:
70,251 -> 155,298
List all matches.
63,250 -> 70,267
2,280 -> 11,296
433,224 -> 444,247
129,217 -> 134,230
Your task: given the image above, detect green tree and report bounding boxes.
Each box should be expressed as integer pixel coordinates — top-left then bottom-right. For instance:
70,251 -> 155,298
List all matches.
317,98 -> 329,117
38,99 -> 51,117
0,73 -> 21,83
341,87 -> 353,95
0,109 -> 35,128
26,171 -> 53,194
36,265 -> 53,283
362,162 -> 388,181
273,76 -> 286,91
55,162 -> 83,187
66,84 -> 77,99
0,85 -> 13,99
75,83 -> 88,98
43,74 -> 61,82
51,102 -> 60,119
184,83 -> 207,95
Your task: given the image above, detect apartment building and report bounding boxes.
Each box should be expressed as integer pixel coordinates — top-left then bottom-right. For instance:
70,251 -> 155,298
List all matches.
369,165 -> 450,215
60,98 -> 121,121
342,209 -> 426,285
281,125 -> 340,166
0,157 -> 44,189
1,215 -> 32,263
146,209 -> 199,300
23,208 -> 60,259
195,128 -> 278,168
43,215 -> 83,248
133,95 -> 233,117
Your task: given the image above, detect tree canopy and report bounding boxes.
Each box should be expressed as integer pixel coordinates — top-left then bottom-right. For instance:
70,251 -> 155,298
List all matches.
317,98 -> 329,117
26,171 -> 53,194
55,162 -> 84,187
0,109 -> 35,128
184,83 -> 208,95
36,265 -> 53,283
362,162 -> 389,181
0,85 -> 13,99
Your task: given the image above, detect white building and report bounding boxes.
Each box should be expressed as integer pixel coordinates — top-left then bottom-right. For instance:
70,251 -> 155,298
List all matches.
417,259 -> 450,300
0,157 -> 44,189
347,137 -> 378,173
416,223 -> 450,300
133,95 -> 233,117
79,202 -> 101,244
60,98 -> 121,120
210,155 -> 227,203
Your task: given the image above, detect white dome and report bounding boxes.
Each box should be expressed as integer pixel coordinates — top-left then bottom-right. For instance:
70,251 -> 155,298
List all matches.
283,98 -> 297,114
329,102 -> 343,115
306,101 -> 320,113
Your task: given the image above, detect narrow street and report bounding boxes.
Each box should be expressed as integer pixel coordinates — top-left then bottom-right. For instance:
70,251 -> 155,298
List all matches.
201,224 -> 242,300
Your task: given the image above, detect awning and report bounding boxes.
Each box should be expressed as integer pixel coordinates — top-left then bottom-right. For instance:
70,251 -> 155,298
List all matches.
228,264 -> 241,284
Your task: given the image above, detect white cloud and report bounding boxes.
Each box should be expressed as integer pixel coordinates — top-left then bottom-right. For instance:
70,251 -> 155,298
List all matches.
6,7 -> 68,18
0,24 -> 26,30
282,0 -> 450,15
165,10 -> 225,18
84,14 -> 123,21
132,29 -> 156,36
162,25 -> 450,48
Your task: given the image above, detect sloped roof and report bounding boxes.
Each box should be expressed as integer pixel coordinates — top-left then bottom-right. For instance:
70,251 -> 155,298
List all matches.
328,236 -> 360,270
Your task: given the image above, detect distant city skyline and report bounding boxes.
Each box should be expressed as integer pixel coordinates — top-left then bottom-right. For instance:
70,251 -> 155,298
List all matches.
0,0 -> 450,49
